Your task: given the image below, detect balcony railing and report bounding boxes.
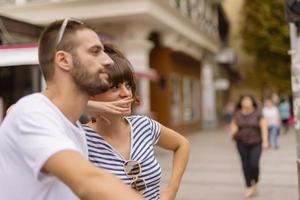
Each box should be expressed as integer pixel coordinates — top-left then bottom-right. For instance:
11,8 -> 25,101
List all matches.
168,0 -> 219,40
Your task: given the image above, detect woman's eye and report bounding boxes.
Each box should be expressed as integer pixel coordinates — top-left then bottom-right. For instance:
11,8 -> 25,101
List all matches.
125,84 -> 132,89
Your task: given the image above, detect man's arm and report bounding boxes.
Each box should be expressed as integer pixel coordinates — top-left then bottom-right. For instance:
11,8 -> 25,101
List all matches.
43,150 -> 144,200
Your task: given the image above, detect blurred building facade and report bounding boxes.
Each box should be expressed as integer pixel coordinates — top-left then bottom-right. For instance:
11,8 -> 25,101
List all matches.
0,15 -> 42,121
0,0 -> 235,133
221,0 -> 259,98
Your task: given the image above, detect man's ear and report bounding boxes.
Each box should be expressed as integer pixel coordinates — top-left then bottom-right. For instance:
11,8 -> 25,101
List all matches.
55,50 -> 73,71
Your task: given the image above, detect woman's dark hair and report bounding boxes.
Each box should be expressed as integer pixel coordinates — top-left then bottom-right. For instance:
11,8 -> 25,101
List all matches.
236,94 -> 258,110
104,43 -> 140,105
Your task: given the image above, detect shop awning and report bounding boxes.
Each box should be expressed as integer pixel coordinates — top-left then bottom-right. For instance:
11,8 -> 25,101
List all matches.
0,44 -> 38,67
134,69 -> 158,81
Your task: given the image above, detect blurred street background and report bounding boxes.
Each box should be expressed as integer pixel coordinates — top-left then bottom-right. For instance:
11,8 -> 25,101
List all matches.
157,128 -> 298,200
0,0 -> 292,132
0,0 -> 299,199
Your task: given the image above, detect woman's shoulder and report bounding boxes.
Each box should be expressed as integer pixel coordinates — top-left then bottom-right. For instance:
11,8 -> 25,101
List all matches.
233,110 -> 242,118
125,115 -> 151,121
233,109 -> 261,118
125,115 -> 159,128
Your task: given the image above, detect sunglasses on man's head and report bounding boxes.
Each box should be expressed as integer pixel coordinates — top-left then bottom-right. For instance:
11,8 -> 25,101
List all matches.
56,17 -> 84,46
123,160 -> 147,194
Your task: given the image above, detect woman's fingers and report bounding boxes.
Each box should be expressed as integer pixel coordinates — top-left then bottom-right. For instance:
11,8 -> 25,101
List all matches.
112,98 -> 134,106
102,103 -> 131,115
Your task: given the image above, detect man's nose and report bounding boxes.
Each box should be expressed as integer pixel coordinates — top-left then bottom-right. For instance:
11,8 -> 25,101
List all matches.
102,52 -> 114,68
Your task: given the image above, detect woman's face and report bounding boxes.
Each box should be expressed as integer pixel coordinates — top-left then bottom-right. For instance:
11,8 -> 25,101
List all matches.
264,100 -> 272,108
241,96 -> 254,109
94,81 -> 133,115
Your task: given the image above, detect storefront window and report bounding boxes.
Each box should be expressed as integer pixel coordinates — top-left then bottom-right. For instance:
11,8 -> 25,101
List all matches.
170,74 -> 181,125
192,79 -> 200,121
183,76 -> 200,122
0,65 -> 41,120
170,74 -> 200,124
182,76 -> 193,122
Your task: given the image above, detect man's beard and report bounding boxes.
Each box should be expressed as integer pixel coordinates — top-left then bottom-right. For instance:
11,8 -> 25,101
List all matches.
71,54 -> 110,95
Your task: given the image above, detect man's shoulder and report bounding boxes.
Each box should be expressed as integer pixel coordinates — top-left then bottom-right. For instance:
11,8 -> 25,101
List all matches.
6,93 -> 62,125
14,93 -> 54,113
17,93 -> 45,105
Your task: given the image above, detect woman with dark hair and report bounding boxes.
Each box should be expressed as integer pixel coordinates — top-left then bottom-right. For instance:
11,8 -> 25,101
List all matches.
229,94 -> 269,198
83,44 -> 190,200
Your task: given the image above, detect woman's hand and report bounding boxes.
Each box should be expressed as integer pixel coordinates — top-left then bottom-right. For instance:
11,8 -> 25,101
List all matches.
86,98 -> 134,125
259,118 -> 269,150
262,141 -> 269,150
229,121 -> 238,140
87,98 -> 133,116
229,129 -> 237,140
160,186 -> 177,200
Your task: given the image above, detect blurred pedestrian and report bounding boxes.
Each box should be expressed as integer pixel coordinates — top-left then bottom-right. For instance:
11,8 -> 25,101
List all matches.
229,94 -> 269,198
262,99 -> 281,149
83,44 -> 190,200
278,97 -> 290,134
223,100 -> 235,130
0,18 -> 144,200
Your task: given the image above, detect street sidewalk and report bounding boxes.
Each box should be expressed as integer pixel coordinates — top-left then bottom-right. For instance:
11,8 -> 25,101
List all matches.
156,128 -> 298,200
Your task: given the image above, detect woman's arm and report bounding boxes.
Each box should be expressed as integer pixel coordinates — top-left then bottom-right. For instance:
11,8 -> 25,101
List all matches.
259,117 -> 269,149
156,126 -> 190,200
229,119 -> 238,140
85,98 -> 133,116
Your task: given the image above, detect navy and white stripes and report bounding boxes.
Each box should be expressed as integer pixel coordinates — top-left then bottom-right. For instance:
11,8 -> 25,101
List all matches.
83,115 -> 162,200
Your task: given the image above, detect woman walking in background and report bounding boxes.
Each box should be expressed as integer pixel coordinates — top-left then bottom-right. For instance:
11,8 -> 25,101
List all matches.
229,94 -> 269,198
278,97 -> 291,134
223,100 -> 235,130
262,99 -> 281,149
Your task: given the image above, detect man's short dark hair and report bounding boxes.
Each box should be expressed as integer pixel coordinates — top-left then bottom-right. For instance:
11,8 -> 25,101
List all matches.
38,19 -> 93,81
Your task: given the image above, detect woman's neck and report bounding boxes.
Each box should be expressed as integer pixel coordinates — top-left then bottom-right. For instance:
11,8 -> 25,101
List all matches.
90,116 -> 128,138
89,116 -> 132,161
241,107 -> 254,114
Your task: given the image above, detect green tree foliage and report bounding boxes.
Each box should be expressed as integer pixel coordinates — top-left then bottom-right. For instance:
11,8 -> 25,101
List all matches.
241,0 -> 291,94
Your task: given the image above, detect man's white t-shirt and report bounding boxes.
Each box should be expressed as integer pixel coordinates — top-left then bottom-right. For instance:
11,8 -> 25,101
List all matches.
0,93 -> 88,200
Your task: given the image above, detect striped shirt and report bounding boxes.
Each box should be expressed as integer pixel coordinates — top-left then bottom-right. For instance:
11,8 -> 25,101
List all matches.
84,115 -> 162,200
